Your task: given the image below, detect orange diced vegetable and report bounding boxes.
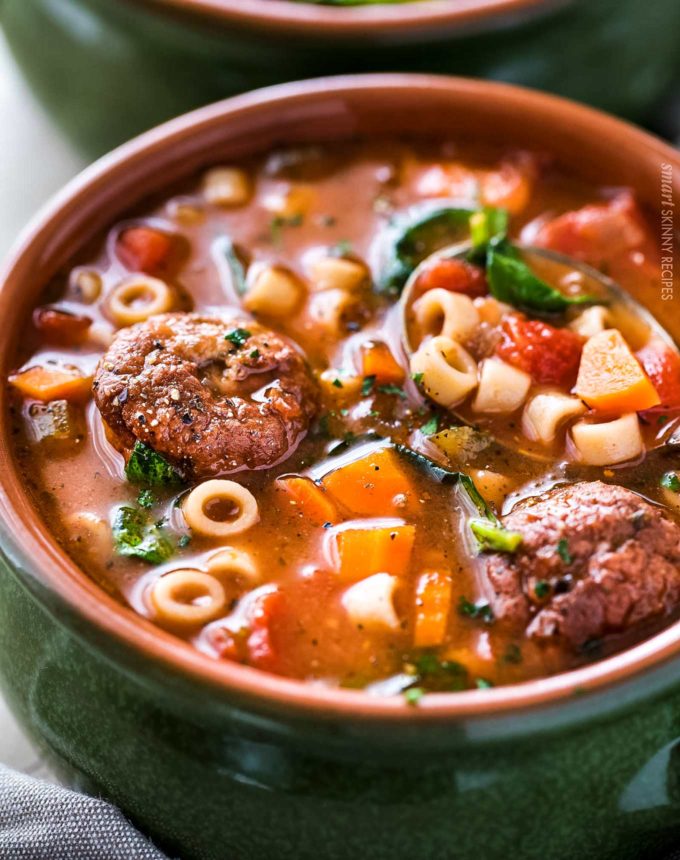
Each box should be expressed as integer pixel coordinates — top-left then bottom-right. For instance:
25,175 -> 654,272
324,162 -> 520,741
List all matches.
414,569 -> 452,648
361,342 -> 405,385
9,365 -> 92,402
574,329 -> 661,413
276,475 -> 338,525
481,159 -> 532,215
336,524 -> 415,581
322,448 -> 412,516
116,226 -> 174,274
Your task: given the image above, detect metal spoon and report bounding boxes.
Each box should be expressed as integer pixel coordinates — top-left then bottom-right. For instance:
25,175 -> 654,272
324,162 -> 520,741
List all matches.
400,240 -> 677,358
399,240 -> 680,457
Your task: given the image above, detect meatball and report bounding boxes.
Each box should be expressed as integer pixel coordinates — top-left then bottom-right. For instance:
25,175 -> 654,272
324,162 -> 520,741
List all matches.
93,313 -> 317,478
482,481 -> 680,648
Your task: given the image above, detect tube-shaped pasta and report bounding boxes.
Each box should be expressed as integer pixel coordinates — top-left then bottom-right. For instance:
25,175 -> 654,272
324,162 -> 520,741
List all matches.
106,275 -> 173,326
522,388 -> 587,443
202,166 -> 252,207
570,305 -> 610,338
183,479 -> 259,538
206,547 -> 260,585
308,256 -> 368,293
410,335 -> 478,408
341,573 -> 400,631
570,413 -> 643,466
307,288 -> 357,335
244,265 -> 305,316
412,288 -> 479,344
150,569 -> 226,626
472,357 -> 531,414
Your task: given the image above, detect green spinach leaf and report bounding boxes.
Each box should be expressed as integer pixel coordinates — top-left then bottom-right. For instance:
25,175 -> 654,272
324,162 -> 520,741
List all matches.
112,506 -> 174,565
125,442 -> 183,488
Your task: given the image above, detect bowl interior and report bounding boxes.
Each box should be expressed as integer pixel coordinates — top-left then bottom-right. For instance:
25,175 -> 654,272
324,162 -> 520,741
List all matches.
1,74 -> 679,722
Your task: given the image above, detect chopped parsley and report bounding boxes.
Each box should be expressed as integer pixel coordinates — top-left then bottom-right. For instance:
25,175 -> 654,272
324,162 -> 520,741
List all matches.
475,678 -> 494,690
411,371 -> 424,385
421,414 -> 439,436
270,213 -> 304,246
178,534 -> 191,548
377,383 -> 407,399
224,327 -> 252,348
661,471 -> 680,493
361,375 -> 376,397
458,597 -> 494,623
112,505 -> 174,565
557,538 -> 573,564
249,348 -> 260,360
125,442 -> 183,488
332,378 -> 344,389
534,580 -> 550,599
137,488 -> 156,509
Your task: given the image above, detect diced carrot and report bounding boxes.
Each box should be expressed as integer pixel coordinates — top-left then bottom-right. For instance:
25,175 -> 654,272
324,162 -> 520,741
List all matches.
336,525 -> 415,581
636,341 -> 680,412
574,329 -> 661,413
246,588 -> 284,672
361,342 -> 405,385
9,365 -> 92,402
481,159 -> 532,215
276,475 -> 339,525
116,226 -> 174,274
322,448 -> 412,517
33,307 -> 92,344
414,569 -> 452,648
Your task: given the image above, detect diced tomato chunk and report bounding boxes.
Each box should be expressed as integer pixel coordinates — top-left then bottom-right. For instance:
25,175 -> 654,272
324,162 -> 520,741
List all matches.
116,226 -> 174,274
206,626 -> 241,662
246,589 -> 284,672
534,192 -> 649,268
414,258 -> 488,299
496,314 -> 583,387
33,307 -> 92,344
636,341 -> 680,412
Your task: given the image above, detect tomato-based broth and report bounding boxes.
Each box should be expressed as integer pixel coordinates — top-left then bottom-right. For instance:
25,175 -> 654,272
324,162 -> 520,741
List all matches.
7,139 -> 680,698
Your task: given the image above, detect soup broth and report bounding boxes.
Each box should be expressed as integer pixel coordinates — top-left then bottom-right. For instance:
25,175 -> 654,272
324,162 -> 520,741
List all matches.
7,139 -> 680,698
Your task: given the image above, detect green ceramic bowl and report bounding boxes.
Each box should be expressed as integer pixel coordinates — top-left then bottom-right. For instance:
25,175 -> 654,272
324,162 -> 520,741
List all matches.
1,76 -> 680,860
2,0 -> 680,156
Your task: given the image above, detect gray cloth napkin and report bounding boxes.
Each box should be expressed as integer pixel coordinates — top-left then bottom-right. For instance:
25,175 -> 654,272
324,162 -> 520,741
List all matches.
0,765 -> 169,859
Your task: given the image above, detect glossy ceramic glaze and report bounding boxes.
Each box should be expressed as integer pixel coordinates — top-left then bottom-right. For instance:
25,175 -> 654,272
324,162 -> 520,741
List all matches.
0,77 -> 679,860
2,0 -> 680,156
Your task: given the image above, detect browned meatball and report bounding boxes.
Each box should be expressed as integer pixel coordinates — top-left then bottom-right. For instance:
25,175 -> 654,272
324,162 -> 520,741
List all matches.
93,313 -> 317,478
483,482 -> 680,648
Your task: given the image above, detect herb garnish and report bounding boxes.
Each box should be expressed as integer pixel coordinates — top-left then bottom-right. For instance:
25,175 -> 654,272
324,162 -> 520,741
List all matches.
458,597 -> 494,623
361,375 -> 376,397
112,505 -> 174,565
377,383 -> 406,399
137,489 -> 156,509
270,213 -> 303,246
412,371 -> 424,385
225,327 -> 252,348
661,471 -> 680,492
557,538 -> 573,564
421,414 -> 439,436
125,442 -> 183,488
534,580 -> 550,599
215,235 -> 248,296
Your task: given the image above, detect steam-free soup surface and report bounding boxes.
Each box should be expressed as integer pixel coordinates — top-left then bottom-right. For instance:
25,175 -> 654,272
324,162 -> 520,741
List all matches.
8,139 -> 680,699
